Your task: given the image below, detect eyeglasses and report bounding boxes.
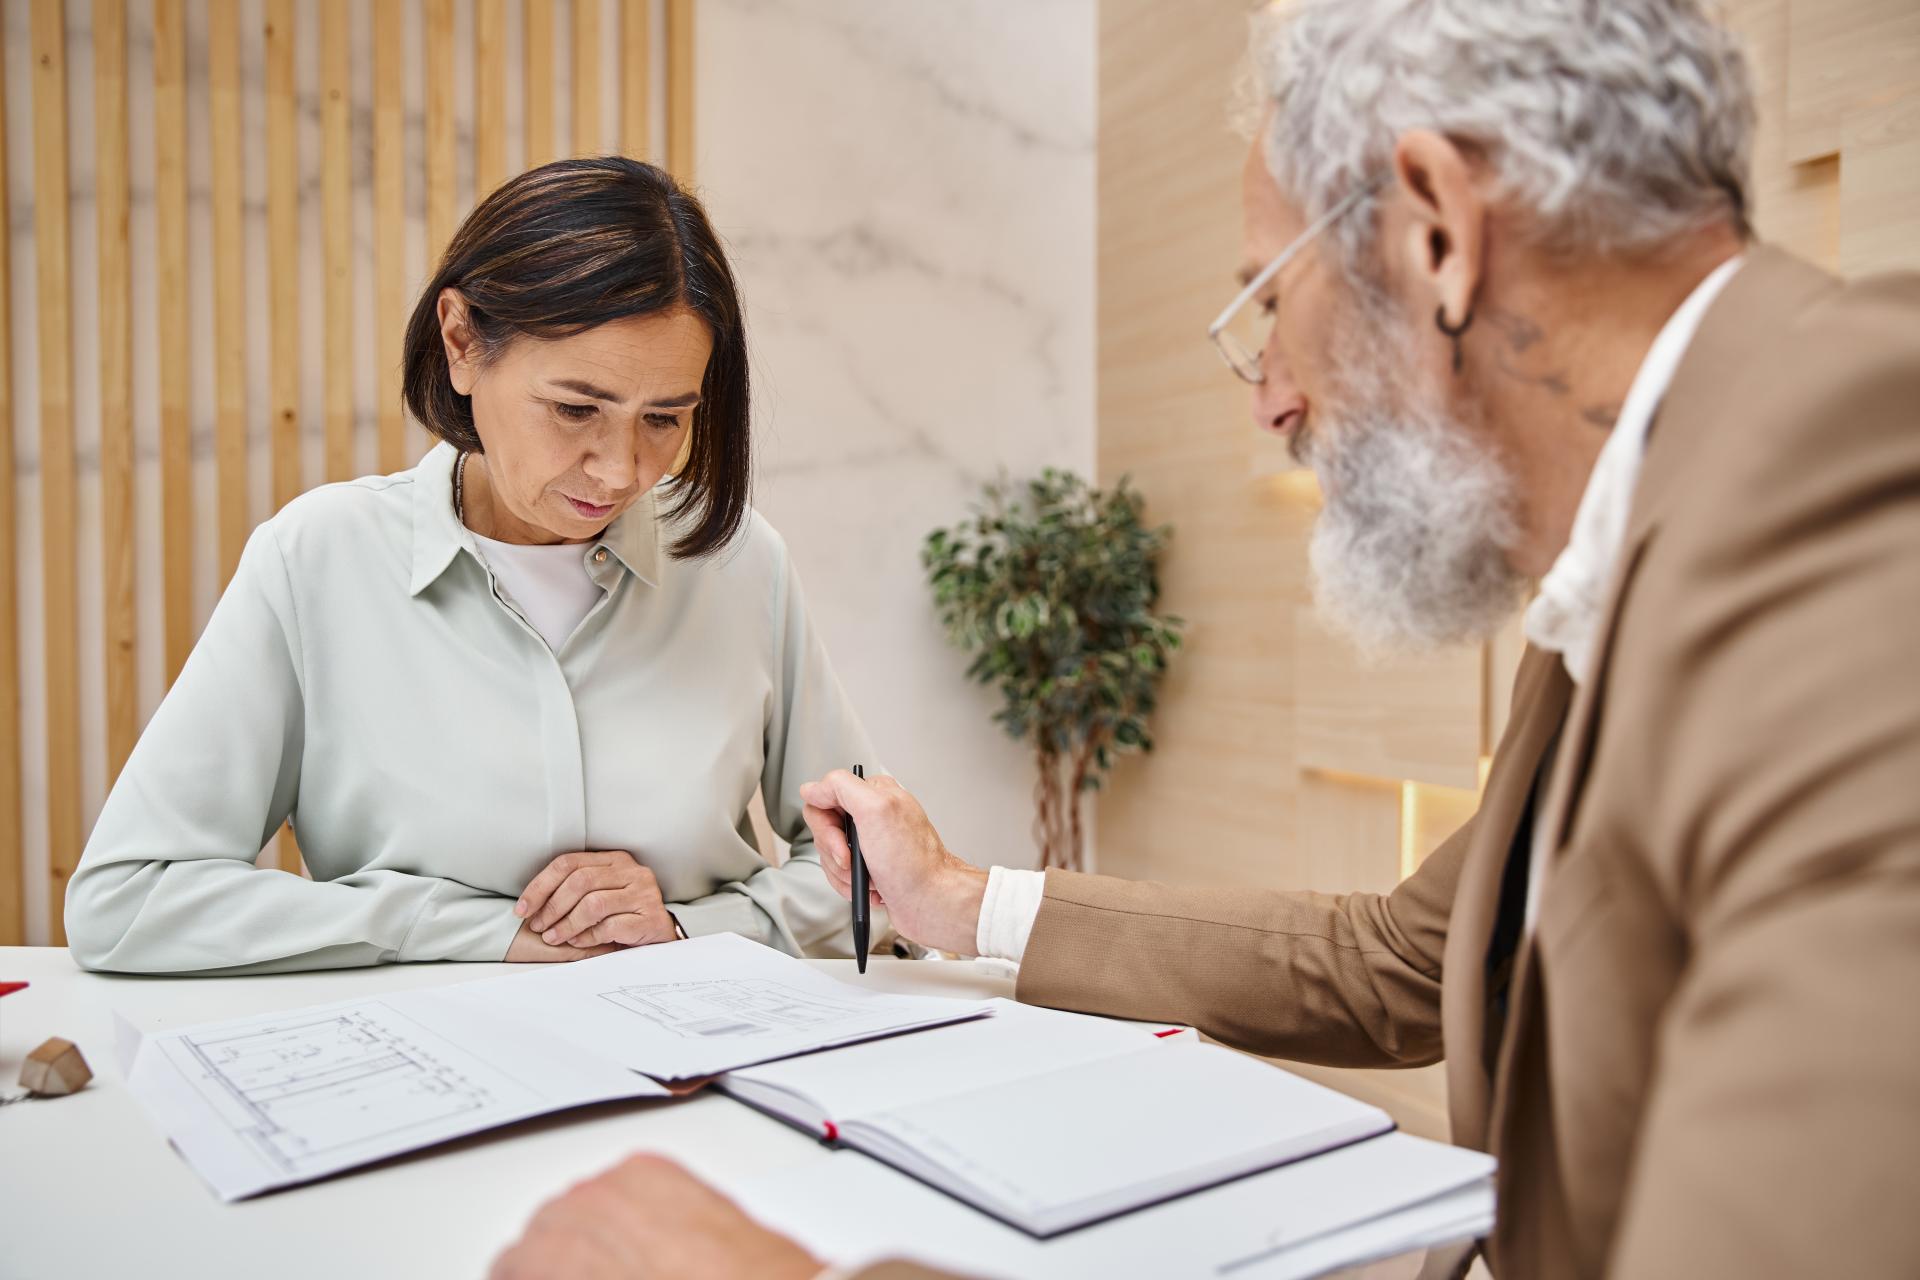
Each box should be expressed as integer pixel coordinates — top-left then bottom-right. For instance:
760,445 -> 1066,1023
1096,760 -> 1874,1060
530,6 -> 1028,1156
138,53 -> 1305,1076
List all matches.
1207,179 -> 1383,385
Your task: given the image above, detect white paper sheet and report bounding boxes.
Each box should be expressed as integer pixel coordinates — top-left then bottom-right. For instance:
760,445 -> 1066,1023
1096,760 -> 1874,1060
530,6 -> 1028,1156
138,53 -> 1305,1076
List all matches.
436,933 -> 995,1079
1219,1182 -> 1494,1278
125,986 -> 668,1201
725,1132 -> 1495,1280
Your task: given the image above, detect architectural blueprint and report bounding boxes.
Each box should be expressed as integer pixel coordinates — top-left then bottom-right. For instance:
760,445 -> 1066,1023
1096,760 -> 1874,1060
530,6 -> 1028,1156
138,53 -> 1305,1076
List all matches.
166,1005 -> 507,1177
128,991 -> 666,1201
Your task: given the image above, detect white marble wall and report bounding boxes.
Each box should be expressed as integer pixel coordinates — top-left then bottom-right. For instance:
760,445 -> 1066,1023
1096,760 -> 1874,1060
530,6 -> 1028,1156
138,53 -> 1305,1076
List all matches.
692,0 -> 1097,874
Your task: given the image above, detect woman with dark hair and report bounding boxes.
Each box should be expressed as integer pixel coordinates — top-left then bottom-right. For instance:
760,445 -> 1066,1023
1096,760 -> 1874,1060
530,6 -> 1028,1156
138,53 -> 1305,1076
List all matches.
65,158 -> 876,973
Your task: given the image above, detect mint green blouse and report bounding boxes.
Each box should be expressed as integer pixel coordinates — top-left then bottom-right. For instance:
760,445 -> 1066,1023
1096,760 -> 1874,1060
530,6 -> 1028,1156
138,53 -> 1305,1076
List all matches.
66,443 -> 877,973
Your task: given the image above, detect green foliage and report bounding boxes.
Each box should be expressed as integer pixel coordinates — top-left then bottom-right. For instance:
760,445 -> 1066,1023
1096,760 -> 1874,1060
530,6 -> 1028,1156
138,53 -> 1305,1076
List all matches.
922,469 -> 1184,795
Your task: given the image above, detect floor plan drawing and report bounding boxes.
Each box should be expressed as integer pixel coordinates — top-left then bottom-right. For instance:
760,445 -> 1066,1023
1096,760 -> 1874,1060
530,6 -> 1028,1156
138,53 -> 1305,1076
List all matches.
170,1004 -> 502,1176
599,979 -> 876,1039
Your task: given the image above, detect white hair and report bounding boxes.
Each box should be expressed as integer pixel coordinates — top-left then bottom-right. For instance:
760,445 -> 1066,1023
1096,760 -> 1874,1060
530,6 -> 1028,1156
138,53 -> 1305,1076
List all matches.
1250,0 -> 1755,264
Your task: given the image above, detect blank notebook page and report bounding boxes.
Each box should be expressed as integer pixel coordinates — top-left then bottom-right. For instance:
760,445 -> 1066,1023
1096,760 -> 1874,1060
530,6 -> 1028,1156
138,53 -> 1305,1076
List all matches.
853,1040 -> 1392,1232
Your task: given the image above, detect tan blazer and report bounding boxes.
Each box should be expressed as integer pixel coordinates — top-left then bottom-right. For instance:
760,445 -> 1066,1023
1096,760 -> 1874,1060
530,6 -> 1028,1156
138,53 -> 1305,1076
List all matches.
845,247 -> 1920,1279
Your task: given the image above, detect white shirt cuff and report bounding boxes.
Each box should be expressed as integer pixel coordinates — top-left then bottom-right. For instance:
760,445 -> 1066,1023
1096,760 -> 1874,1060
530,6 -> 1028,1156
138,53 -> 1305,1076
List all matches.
975,866 -> 1045,963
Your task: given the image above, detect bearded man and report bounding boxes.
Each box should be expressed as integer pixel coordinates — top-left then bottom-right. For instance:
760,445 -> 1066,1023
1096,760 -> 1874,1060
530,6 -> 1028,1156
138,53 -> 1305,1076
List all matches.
493,1 -> 1920,1276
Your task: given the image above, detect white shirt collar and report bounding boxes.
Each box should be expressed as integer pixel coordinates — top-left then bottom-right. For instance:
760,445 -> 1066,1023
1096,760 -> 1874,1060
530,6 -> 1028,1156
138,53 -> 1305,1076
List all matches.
1522,255 -> 1743,684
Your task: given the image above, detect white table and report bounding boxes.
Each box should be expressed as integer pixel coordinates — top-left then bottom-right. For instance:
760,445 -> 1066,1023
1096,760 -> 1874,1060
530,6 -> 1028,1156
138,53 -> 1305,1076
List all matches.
0,947 -> 1444,1280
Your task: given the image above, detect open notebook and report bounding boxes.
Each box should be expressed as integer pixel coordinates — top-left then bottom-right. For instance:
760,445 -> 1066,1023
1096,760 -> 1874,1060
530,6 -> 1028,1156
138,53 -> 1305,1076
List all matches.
722,999 -> 1395,1237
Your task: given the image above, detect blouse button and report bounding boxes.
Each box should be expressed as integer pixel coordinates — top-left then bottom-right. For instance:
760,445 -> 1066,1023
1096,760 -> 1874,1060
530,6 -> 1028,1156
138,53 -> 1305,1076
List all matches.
593,548 -> 608,564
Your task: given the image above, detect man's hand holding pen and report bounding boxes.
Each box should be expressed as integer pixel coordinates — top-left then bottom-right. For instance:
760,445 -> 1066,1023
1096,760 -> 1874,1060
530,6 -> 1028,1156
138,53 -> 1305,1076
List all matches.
801,770 -> 989,959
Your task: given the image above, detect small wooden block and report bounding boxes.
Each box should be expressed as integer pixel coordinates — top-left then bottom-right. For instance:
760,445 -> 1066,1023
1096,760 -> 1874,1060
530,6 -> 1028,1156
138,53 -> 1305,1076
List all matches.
19,1037 -> 92,1097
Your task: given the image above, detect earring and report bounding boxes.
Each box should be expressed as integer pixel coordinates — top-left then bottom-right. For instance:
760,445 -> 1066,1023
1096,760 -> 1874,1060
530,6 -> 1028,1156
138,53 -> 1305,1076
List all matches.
1434,304 -> 1474,375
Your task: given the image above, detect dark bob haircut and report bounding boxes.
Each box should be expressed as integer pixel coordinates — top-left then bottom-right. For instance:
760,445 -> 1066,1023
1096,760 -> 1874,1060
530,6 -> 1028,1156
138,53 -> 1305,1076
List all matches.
401,156 -> 749,559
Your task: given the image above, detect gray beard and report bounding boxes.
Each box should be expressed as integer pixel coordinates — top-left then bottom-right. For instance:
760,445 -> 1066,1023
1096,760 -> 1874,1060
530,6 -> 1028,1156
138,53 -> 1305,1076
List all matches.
1301,309 -> 1529,658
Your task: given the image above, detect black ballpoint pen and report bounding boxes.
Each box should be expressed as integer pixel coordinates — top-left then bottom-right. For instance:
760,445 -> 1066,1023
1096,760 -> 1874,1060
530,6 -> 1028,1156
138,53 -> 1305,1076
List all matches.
846,764 -> 870,973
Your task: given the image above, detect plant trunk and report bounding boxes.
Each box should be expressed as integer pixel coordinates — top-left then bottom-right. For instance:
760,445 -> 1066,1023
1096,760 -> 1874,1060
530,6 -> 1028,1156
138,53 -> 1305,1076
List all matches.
1064,740 -> 1096,872
1032,743 -> 1064,870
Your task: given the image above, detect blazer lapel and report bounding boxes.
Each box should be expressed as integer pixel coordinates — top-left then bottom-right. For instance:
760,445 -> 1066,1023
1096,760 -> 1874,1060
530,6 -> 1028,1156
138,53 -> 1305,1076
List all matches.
1442,646 -> 1572,1149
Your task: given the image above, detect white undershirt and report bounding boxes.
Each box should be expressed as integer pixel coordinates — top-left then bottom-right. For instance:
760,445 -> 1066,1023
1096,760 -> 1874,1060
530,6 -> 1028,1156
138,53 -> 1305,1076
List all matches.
470,533 -> 604,653
974,256 -> 1745,964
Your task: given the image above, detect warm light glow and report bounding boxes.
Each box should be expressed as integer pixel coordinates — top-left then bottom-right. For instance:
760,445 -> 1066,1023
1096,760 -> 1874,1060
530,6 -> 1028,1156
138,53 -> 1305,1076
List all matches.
1268,468 -> 1322,504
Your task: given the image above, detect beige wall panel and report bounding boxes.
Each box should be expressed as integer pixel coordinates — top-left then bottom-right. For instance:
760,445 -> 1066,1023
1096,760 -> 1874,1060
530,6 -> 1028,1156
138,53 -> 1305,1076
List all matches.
1295,773 -> 1402,898
1731,0 -> 1843,269
1839,89 -> 1920,275
1295,607 -> 1482,791
1784,0 -> 1920,164
1093,0 -> 1311,891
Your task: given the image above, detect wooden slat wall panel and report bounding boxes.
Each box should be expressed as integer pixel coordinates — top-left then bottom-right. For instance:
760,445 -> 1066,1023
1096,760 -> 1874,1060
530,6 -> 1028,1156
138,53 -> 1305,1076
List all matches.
33,0 -> 80,945
0,13 -> 18,945
209,0 -> 247,585
426,0 -> 457,259
154,0 -> 193,684
265,0 -> 301,512
621,0 -> 649,159
666,0 -> 693,177
572,0 -> 601,155
321,0 -> 352,483
524,0 -> 555,169
96,0 -> 136,785
373,0 -> 408,475
475,0 -> 506,195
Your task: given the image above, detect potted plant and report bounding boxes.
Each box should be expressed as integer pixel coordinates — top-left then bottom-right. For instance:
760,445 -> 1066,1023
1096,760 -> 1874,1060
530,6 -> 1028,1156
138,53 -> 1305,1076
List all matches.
922,469 -> 1183,871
